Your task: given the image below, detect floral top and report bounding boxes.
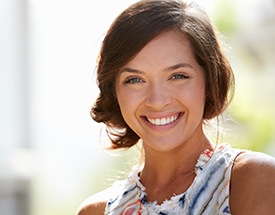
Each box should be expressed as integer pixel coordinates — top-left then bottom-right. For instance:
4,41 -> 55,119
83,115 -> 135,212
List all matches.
104,144 -> 243,215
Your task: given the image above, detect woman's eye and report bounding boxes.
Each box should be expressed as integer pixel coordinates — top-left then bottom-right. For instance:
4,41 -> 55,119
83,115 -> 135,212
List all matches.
124,77 -> 144,84
170,73 -> 189,80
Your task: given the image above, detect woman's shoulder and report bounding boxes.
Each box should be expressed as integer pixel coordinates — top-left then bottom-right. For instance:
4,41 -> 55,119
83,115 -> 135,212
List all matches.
230,150 -> 275,214
76,179 -> 126,215
76,188 -> 110,215
232,149 -> 275,176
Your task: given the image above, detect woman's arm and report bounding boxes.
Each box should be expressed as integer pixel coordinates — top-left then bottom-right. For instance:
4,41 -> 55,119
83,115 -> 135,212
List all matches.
230,151 -> 275,215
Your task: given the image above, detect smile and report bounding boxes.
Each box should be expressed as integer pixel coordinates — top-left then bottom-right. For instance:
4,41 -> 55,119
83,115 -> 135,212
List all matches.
145,113 -> 182,126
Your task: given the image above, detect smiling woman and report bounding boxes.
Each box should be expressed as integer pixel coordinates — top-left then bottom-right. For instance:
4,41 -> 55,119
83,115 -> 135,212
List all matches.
77,0 -> 275,214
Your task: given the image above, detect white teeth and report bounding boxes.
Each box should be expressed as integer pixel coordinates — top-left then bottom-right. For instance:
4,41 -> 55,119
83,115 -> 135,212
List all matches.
147,115 -> 179,126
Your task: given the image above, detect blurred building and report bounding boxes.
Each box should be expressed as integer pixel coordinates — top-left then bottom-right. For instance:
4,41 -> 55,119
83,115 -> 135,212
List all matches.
0,0 -> 30,214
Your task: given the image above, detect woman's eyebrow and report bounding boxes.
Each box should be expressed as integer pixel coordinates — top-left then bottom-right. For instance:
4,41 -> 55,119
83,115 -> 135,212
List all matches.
165,63 -> 193,71
119,67 -> 144,74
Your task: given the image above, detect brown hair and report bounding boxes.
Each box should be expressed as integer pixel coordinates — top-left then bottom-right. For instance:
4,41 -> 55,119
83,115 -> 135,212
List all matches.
91,0 -> 234,149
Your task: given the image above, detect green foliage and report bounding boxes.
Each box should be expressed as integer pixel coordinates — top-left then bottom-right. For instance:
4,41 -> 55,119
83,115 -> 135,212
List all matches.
212,0 -> 239,34
211,0 -> 275,153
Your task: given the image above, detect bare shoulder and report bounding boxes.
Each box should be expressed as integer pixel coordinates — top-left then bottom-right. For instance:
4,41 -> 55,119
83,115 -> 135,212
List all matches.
76,187 -> 112,215
230,150 -> 275,215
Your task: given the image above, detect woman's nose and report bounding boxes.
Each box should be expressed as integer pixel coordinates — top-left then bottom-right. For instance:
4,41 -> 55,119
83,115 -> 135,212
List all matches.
144,83 -> 172,110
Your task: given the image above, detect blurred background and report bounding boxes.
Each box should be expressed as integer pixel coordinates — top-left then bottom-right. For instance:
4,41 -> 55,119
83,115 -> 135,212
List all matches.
0,0 -> 274,214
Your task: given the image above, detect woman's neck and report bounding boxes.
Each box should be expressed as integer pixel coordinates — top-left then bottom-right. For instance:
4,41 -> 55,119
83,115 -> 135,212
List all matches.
139,135 -> 213,203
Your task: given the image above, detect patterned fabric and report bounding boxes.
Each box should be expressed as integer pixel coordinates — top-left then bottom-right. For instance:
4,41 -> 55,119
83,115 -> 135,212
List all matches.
104,144 -> 242,215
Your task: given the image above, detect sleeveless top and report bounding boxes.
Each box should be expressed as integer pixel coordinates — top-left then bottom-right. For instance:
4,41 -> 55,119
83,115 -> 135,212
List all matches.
104,144 -> 243,215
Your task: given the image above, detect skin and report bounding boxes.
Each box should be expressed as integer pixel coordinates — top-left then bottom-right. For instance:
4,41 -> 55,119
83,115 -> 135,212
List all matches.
76,31 -> 275,215
230,151 -> 275,215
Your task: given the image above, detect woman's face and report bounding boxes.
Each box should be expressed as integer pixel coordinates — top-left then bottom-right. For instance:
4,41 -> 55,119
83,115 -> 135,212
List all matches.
115,30 -> 206,152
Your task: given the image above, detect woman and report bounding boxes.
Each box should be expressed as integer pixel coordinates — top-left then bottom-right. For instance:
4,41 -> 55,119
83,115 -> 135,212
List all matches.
77,0 -> 275,214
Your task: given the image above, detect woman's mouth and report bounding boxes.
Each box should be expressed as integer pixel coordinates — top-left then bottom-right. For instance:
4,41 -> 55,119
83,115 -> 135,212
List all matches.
145,113 -> 182,126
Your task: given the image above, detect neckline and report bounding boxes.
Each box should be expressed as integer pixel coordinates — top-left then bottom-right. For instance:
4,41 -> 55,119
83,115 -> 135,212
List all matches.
128,146 -> 217,207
